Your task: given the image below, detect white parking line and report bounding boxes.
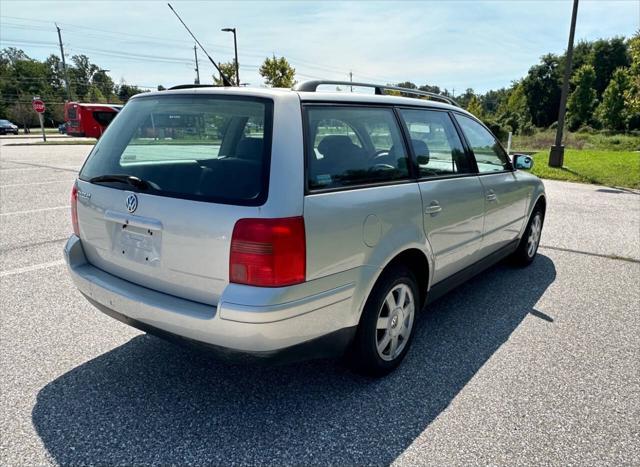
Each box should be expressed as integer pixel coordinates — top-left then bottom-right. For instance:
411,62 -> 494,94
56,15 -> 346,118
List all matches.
0,260 -> 65,278
0,166 -> 48,172
0,206 -> 70,216
0,179 -> 75,188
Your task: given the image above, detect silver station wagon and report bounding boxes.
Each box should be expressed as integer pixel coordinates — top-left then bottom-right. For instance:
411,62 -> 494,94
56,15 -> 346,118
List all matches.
65,81 -> 545,376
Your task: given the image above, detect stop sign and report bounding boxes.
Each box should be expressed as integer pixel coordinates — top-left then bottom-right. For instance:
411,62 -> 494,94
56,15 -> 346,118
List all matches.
32,99 -> 45,113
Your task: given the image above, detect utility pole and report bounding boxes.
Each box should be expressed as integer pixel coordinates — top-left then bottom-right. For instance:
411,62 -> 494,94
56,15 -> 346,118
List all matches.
193,44 -> 200,84
349,71 -> 353,92
56,24 -> 72,101
549,0 -> 579,168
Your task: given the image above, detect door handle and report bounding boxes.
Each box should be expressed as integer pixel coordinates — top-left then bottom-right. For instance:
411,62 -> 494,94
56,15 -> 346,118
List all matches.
486,190 -> 497,202
425,202 -> 442,215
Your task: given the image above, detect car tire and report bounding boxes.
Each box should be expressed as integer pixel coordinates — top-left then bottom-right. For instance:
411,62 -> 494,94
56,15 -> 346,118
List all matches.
346,265 -> 419,377
511,206 -> 544,267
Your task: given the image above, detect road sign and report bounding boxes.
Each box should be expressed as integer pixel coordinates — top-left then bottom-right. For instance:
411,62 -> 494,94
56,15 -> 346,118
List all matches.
32,98 -> 47,142
32,99 -> 45,113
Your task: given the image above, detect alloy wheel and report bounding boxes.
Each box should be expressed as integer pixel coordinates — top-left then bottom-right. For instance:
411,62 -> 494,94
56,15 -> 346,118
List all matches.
375,283 -> 415,361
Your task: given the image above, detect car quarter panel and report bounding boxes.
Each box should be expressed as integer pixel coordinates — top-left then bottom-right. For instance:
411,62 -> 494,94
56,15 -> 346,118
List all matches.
304,183 -> 430,322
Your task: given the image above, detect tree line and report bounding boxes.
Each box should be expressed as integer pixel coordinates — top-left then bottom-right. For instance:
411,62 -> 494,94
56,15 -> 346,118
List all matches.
0,47 -> 298,127
0,47 -> 151,127
393,34 -> 639,138
1,33 -> 638,135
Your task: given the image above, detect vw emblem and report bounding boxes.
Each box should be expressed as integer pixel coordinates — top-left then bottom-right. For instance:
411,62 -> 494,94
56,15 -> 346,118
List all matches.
125,193 -> 138,213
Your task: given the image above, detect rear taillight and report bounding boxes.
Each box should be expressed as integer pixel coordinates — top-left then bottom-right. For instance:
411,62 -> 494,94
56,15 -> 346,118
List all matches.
230,217 -> 305,287
71,184 -> 80,236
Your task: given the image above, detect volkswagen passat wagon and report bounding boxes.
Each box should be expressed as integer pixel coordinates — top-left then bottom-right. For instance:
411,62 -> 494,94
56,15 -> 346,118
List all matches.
65,81 -> 545,376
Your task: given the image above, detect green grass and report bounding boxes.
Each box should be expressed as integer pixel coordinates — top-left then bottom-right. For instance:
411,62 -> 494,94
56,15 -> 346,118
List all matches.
531,149 -> 640,189
511,130 -> 640,153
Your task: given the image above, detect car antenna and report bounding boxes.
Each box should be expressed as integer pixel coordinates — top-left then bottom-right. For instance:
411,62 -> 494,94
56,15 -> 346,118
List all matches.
167,3 -> 234,87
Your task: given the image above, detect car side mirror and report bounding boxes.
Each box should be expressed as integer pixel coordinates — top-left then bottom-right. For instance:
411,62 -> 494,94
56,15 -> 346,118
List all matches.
513,154 -> 534,170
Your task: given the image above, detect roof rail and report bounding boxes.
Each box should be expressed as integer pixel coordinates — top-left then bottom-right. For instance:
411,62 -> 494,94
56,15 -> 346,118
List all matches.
293,80 -> 459,107
168,84 -> 223,90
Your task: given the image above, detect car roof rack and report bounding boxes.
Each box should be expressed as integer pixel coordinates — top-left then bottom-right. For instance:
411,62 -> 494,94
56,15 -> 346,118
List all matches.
293,80 -> 459,107
168,84 -> 224,90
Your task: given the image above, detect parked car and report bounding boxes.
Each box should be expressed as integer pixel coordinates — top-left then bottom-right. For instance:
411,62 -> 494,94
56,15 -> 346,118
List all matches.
64,81 -> 546,376
0,119 -> 19,135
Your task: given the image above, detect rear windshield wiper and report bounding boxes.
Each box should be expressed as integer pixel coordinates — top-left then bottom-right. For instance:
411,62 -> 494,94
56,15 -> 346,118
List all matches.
89,174 -> 151,190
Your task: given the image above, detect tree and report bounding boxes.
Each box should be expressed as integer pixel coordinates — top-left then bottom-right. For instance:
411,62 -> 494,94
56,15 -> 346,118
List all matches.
7,102 -> 33,128
596,68 -> 630,131
259,55 -> 296,88
88,85 -> 106,103
70,54 -> 98,100
454,88 -> 475,109
522,54 -> 562,128
466,94 -> 484,118
496,82 -> 533,135
481,88 -> 508,115
91,69 -> 115,100
566,64 -> 597,130
0,47 -> 29,66
624,32 -> 640,130
213,61 -> 237,86
396,81 -> 417,89
117,82 -> 146,102
590,37 -> 630,98
571,40 -> 593,75
419,84 -> 442,94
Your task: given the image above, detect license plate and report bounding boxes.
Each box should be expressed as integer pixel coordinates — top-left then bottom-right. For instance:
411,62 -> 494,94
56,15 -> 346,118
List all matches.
113,224 -> 161,266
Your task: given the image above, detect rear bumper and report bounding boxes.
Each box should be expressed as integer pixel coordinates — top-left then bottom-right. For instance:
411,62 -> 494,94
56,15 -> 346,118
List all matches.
64,235 -> 357,362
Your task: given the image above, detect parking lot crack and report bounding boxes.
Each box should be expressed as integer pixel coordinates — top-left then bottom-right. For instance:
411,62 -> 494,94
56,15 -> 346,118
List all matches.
539,245 -> 640,264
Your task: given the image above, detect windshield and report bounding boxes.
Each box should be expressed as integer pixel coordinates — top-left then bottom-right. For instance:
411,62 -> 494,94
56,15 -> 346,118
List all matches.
0,120 -> 10,125
79,94 -> 273,205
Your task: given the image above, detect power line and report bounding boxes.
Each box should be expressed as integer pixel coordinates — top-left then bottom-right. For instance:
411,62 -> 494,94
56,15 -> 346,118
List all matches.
1,15 -> 403,84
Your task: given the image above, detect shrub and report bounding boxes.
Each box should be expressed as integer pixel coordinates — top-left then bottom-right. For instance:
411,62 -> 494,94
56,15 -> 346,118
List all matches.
577,125 -> 597,134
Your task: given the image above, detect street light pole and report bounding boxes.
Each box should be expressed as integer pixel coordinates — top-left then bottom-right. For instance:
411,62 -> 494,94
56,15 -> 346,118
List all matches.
549,0 -> 579,168
221,27 -> 239,86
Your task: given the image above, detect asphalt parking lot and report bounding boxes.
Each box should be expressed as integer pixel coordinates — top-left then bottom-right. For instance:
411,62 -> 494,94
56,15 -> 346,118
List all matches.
1,139 -> 639,465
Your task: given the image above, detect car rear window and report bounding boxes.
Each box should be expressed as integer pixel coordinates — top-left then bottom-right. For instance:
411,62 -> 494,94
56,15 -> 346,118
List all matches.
79,95 -> 273,205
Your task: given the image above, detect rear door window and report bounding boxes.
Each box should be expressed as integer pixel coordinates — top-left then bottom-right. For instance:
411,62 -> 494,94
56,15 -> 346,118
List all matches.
305,106 -> 409,190
399,109 -> 474,177
79,95 -> 273,205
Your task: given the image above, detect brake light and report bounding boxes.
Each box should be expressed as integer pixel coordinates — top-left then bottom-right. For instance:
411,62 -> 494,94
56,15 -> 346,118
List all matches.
230,217 -> 305,287
71,184 -> 80,236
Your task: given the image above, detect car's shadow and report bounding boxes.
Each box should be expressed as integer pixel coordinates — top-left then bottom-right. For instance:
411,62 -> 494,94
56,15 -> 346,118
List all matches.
32,255 -> 556,465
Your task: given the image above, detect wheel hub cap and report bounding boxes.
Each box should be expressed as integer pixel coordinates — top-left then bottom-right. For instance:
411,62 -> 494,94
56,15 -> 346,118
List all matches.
389,308 -> 404,335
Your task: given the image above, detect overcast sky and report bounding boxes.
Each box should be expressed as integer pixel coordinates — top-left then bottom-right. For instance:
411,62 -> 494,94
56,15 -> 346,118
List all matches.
1,0 -> 638,94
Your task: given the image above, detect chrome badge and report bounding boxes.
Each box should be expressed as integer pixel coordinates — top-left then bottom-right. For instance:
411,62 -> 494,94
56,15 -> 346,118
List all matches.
76,189 -> 91,200
125,193 -> 138,213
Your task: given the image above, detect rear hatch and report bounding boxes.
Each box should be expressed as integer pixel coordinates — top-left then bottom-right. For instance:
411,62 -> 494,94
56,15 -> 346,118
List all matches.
75,93 -> 273,305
